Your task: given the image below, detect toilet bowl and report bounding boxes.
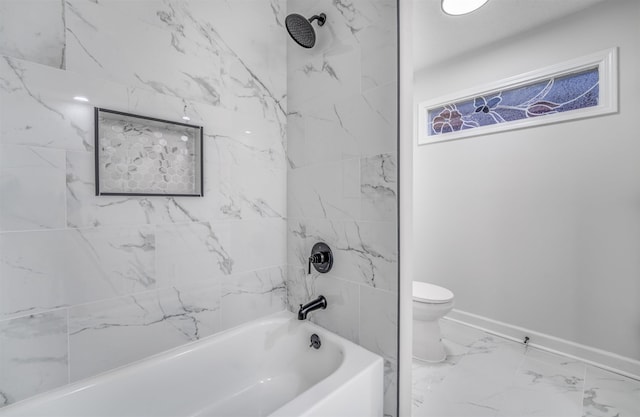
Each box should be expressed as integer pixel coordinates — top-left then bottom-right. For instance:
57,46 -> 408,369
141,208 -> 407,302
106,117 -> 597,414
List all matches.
412,281 -> 454,363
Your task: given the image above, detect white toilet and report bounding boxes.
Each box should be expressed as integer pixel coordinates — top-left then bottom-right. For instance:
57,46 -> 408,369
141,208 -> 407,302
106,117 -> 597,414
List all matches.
412,281 -> 455,363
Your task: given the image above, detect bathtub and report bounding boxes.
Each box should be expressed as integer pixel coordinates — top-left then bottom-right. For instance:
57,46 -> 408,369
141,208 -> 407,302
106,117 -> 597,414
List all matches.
0,311 -> 383,417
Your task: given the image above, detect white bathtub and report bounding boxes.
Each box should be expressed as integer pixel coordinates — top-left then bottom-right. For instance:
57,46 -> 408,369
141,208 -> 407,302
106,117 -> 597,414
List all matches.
0,311 -> 383,417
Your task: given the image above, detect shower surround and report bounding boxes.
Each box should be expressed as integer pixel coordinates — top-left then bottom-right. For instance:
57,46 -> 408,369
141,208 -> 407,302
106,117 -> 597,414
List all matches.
0,0 -> 399,415
0,0 -> 287,406
285,0 -> 399,416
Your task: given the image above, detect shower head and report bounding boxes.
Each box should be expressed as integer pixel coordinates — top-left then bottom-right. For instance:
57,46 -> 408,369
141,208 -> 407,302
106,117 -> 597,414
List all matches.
285,13 -> 326,49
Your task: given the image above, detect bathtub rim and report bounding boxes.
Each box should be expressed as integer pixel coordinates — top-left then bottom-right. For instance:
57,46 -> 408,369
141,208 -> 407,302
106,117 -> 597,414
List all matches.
0,309 -> 383,416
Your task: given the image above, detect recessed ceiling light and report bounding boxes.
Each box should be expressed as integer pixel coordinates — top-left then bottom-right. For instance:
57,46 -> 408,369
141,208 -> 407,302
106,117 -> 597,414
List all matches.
73,96 -> 89,102
182,116 -> 191,121
442,0 -> 489,16
244,130 -> 252,134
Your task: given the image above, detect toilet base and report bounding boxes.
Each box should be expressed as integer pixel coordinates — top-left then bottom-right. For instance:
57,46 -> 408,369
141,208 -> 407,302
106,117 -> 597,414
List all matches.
413,318 -> 446,363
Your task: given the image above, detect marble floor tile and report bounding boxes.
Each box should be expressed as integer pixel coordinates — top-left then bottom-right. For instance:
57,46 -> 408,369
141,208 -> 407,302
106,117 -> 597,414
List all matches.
412,322 -> 639,417
582,365 -> 640,417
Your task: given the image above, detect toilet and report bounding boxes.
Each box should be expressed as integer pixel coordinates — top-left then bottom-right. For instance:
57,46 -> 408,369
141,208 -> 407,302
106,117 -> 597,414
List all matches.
412,281 -> 455,362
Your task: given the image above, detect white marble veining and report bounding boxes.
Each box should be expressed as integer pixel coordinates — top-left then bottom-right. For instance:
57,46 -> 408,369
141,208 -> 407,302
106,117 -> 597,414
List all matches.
583,365 -> 640,417
0,145 -> 66,231
288,158 -> 361,220
412,319 -> 640,417
0,311 -> 68,406
220,266 -> 286,330
286,3 -> 398,414
287,84 -> 397,170
68,280 -> 221,382
65,0 -> 286,125
0,0 -> 398,412
0,226 -> 155,320
0,56 -> 124,152
155,221 -> 232,287
285,267 -> 363,345
0,0 -> 66,69
288,218 -> 397,291
361,152 -> 397,221
360,285 -> 398,417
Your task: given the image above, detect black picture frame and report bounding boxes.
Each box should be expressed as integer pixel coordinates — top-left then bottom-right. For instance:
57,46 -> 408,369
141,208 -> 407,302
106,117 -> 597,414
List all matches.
94,108 -> 204,197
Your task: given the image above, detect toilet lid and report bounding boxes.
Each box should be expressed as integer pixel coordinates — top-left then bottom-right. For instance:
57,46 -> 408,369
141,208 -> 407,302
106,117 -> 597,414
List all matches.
413,281 -> 454,304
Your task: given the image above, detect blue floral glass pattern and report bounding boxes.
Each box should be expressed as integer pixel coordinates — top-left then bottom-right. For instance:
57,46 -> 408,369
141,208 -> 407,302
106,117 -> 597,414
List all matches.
428,67 -> 599,136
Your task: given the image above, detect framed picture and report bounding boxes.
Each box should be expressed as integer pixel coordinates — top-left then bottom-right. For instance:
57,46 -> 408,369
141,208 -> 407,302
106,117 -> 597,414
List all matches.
95,108 -> 203,197
418,47 -> 618,145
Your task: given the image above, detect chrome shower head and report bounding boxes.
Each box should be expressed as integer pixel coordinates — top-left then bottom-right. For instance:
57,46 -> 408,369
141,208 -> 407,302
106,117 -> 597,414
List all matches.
285,13 -> 326,49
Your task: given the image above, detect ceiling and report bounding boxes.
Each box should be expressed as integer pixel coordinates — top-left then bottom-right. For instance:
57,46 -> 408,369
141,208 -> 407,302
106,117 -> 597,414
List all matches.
412,0 -> 611,72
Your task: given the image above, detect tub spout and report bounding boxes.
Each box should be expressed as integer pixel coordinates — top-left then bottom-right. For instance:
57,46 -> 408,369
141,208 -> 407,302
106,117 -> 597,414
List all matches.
298,295 -> 327,320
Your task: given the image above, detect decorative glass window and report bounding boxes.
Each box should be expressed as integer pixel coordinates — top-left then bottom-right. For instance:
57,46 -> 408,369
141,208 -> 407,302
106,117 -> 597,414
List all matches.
418,48 -> 618,144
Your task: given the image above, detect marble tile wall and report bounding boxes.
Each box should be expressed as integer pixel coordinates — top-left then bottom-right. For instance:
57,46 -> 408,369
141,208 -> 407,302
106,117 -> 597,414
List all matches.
285,0 -> 398,416
0,0 -> 287,407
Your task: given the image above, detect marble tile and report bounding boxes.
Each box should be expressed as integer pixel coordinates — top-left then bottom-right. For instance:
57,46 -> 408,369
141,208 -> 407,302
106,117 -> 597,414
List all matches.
68,281 -> 221,382
155,222 -> 232,287
286,265 -> 360,344
300,101 -> 361,166
440,318 -> 488,347
362,81 -> 398,140
65,0 -> 286,123
360,24 -> 397,92
287,43 -> 361,111
517,349 -> 586,391
287,0 -> 365,110
411,323 -> 639,417
285,265 -> 313,313
290,85 -> 397,167
333,90 -> 396,158
309,274 -> 360,344
288,218 -> 397,291
0,145 -> 66,231
361,153 -> 397,221
288,159 -> 361,220
0,310 -> 68,407
0,0 -> 65,69
0,56 -> 128,152
411,339 -> 470,410
220,266 -> 286,330
66,151 -> 194,228
360,285 -> 398,417
384,357 -> 398,417
0,226 -> 155,319
359,286 -> 397,360
285,110 -> 306,169
126,83 -> 287,170
228,218 -> 287,275
583,366 -> 640,417
68,112 -> 285,229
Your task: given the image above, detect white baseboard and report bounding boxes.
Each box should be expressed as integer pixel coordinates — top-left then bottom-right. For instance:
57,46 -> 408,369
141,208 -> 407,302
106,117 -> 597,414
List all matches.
445,309 -> 640,381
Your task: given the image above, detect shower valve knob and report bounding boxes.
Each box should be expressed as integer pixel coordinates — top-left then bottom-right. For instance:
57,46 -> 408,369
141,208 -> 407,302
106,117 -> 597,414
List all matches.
308,242 -> 333,274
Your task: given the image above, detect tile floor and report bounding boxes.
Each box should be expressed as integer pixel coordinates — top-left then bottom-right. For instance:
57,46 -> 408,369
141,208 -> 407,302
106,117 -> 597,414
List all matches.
412,320 -> 640,417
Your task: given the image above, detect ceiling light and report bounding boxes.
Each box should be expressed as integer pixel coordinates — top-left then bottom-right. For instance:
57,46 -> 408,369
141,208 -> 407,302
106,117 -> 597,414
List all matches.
73,96 -> 89,102
244,130 -> 252,134
182,116 -> 191,121
442,0 -> 488,16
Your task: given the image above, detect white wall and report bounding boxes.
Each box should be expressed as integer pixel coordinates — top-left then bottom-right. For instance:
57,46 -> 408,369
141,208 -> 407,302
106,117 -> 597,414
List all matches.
413,0 -> 640,362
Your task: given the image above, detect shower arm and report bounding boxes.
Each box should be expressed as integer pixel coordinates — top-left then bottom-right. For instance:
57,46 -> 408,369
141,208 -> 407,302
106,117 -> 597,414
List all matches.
308,14 -> 326,26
